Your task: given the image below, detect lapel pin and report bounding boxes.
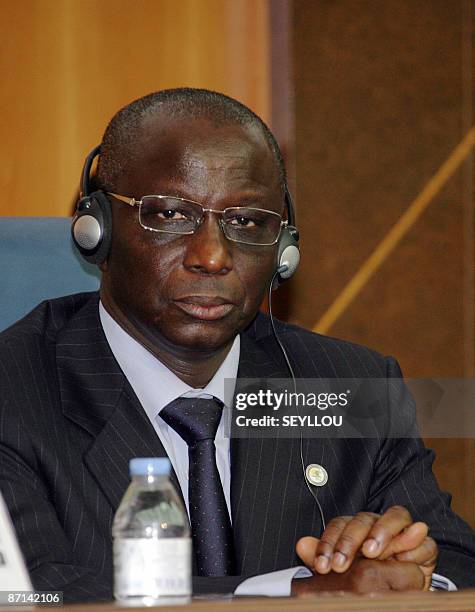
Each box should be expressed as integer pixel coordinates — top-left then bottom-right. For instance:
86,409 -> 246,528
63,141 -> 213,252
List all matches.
305,464 -> 328,487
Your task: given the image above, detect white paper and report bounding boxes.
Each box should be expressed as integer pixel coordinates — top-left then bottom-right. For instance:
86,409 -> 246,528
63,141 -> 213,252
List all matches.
0,492 -> 33,591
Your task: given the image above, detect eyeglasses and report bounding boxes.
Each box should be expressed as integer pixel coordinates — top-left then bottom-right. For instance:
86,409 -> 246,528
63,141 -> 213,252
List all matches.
107,192 -> 286,246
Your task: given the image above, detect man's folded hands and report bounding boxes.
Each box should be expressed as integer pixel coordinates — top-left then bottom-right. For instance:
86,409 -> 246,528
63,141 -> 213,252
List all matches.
293,505 -> 438,593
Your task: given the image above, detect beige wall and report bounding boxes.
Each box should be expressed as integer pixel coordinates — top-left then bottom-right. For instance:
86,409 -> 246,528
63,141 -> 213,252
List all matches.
0,0 -> 270,216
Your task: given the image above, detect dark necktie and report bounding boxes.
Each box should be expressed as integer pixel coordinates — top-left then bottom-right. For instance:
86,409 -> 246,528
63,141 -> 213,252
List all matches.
159,396 -> 234,576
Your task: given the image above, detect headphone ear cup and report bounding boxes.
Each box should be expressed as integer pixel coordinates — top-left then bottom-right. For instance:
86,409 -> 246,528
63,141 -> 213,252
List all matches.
71,191 -> 112,265
273,225 -> 300,289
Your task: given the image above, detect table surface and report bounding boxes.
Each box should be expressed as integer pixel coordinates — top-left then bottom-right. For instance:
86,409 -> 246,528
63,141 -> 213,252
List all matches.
4,590 -> 474,612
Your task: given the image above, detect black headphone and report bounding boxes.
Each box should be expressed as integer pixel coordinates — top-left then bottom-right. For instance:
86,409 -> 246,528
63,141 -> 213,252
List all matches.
72,146 -> 300,286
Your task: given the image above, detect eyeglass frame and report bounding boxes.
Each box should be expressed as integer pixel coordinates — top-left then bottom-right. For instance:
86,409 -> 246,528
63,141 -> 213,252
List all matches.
106,191 -> 288,246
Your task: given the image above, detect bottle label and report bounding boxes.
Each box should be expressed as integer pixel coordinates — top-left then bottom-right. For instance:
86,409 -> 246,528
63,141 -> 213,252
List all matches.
114,538 -> 191,598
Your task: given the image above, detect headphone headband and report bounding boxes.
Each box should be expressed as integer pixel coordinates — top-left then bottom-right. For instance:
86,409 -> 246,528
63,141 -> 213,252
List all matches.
80,145 -> 101,198
284,185 -> 296,227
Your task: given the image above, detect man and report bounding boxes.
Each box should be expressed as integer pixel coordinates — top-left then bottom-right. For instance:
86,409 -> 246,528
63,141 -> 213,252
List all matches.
0,89 -> 474,601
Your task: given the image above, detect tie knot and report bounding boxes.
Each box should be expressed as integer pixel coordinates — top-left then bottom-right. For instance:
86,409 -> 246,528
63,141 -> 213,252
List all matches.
160,396 -> 224,446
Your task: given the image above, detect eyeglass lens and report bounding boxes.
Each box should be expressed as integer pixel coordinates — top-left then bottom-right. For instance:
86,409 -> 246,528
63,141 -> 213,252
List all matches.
139,196 -> 282,245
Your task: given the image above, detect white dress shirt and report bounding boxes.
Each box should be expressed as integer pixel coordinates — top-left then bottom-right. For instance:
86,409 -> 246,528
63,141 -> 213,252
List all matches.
99,302 -> 237,517
99,302 -> 455,594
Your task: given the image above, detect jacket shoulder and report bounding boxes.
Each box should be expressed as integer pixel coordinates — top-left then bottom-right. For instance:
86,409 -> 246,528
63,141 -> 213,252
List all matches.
247,312 -> 391,378
0,292 -> 99,348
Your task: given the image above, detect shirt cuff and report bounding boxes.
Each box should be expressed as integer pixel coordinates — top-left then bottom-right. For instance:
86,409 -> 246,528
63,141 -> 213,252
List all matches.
234,566 -> 312,597
431,573 -> 457,591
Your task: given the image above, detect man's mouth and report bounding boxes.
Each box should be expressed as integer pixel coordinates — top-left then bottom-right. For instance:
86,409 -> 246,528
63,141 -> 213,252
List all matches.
174,296 -> 235,321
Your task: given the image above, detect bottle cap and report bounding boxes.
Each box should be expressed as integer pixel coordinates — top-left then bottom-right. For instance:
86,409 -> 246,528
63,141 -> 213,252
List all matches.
129,457 -> 171,477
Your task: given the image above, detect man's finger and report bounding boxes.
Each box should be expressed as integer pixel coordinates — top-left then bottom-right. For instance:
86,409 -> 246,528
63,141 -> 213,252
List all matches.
359,505 -> 413,560
376,522 -> 428,560
295,536 -> 320,568
310,513 -> 378,573
326,512 -> 383,572
312,516 -> 355,573
394,536 -> 437,567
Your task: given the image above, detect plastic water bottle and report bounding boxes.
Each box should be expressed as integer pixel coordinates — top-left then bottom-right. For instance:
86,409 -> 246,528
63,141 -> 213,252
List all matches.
113,458 -> 191,604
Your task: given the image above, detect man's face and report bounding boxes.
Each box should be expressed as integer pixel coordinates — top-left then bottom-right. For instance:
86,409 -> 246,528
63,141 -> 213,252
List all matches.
100,113 -> 283,354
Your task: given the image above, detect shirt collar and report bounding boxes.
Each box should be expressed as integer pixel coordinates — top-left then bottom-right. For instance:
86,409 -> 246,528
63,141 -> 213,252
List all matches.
99,302 -> 240,422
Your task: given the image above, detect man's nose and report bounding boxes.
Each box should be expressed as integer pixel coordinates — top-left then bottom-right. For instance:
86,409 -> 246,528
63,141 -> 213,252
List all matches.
183,213 -> 233,275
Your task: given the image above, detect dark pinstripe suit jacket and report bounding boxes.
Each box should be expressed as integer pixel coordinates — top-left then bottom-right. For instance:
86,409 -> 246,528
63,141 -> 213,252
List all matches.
0,292 -> 474,601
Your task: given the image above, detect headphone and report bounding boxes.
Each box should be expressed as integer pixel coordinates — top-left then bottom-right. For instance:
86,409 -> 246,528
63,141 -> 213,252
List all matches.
72,146 -> 300,286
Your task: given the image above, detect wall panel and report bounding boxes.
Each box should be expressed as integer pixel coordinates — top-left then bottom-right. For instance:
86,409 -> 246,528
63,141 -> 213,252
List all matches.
290,0 -> 474,525
0,0 -> 270,216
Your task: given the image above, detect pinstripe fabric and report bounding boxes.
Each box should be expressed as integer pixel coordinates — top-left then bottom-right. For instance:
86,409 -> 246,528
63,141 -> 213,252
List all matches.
0,292 -> 474,602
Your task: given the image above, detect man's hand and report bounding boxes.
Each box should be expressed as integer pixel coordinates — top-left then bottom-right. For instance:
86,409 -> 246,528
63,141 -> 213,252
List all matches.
296,506 -> 438,591
291,558 -> 425,595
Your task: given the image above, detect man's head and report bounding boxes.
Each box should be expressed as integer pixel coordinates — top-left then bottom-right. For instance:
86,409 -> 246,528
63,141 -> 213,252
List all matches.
93,88 -> 288,363
96,88 -> 286,194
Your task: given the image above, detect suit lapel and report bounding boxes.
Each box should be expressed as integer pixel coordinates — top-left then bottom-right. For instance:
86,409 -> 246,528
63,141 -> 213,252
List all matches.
83,386 -> 171,509
57,294 -> 182,510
